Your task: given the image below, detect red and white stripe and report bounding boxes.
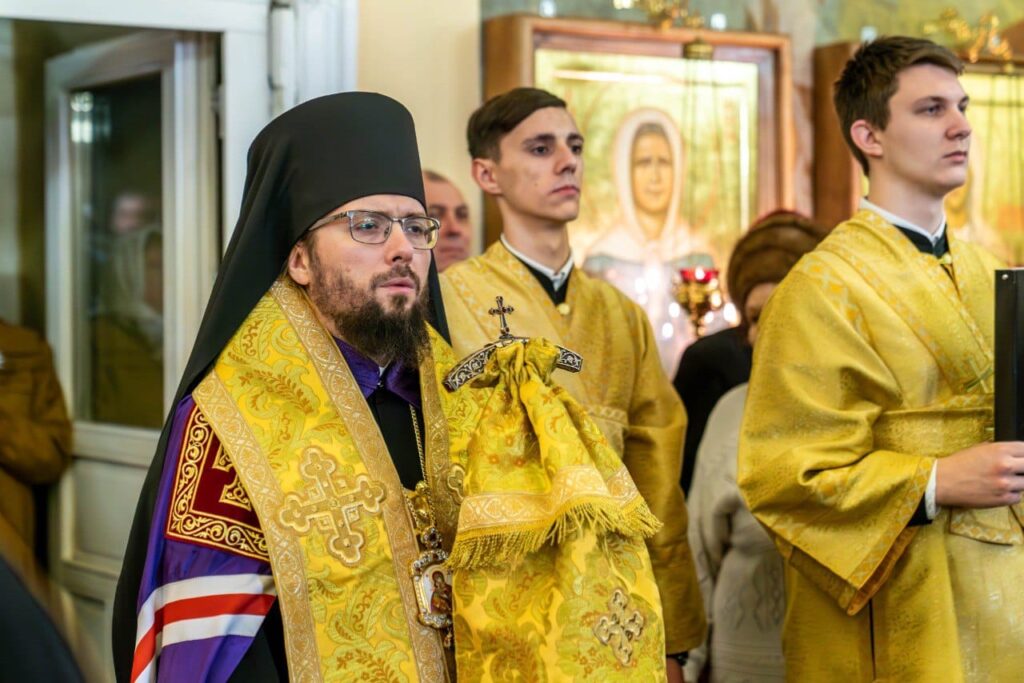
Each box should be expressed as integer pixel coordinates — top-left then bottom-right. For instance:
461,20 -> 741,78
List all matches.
131,573 -> 276,683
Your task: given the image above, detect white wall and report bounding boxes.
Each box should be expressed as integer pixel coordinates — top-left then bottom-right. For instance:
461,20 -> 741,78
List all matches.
357,0 -> 483,253
0,19 -> 20,321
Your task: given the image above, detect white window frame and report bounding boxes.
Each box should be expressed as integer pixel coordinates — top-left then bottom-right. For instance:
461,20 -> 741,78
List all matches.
4,0 -> 271,246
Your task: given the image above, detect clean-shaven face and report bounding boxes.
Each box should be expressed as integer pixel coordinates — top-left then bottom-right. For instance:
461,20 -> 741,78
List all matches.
874,63 -> 971,197
492,106 -> 585,225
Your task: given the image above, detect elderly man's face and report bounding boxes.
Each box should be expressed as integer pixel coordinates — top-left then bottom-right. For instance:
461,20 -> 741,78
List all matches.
288,194 -> 433,364
424,175 -> 473,272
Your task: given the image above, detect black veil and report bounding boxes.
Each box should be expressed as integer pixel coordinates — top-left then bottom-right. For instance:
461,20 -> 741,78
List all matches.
112,92 -> 448,680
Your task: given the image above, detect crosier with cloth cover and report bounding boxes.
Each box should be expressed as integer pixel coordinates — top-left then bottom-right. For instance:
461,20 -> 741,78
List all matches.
442,300 -> 668,680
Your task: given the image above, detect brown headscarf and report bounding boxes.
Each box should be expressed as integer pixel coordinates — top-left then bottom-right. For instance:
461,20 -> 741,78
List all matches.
727,210 -> 829,324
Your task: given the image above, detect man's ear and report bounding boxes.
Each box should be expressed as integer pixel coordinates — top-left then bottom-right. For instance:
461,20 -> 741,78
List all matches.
287,239 -> 313,286
471,157 -> 502,196
850,119 -> 883,164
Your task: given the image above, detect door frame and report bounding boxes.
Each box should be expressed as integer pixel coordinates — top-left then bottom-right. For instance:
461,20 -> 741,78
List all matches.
43,29 -> 219,677
2,0 -> 271,245
46,31 -> 218,443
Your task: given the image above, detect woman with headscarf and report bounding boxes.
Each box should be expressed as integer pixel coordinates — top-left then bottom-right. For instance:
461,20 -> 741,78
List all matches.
92,225 -> 164,427
583,108 -> 719,376
683,211 -> 827,683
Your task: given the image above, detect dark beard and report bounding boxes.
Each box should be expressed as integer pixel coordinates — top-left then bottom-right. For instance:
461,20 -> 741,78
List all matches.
306,254 -> 430,369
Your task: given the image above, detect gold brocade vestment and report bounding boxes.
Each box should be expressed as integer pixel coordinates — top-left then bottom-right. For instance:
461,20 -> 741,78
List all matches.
193,278 -> 458,682
442,241 -> 706,654
188,276 -> 670,681
445,339 -> 669,680
738,210 -> 1024,682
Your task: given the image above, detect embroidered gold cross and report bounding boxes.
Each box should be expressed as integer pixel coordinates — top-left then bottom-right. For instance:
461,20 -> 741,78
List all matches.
593,589 -> 645,665
446,463 -> 465,504
489,296 -> 515,339
212,447 -> 252,511
278,446 -> 386,566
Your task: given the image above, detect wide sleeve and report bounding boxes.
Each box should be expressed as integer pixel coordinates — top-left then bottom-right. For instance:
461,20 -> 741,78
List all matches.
0,342 -> 72,484
118,396 -> 275,683
737,267 -> 932,616
621,302 -> 706,653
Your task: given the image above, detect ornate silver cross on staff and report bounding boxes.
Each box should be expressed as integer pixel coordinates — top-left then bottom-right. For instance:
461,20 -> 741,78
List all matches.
443,295 -> 584,391
489,296 -> 515,339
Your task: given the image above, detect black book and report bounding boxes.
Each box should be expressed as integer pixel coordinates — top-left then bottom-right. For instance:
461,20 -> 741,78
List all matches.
995,269 -> 1024,440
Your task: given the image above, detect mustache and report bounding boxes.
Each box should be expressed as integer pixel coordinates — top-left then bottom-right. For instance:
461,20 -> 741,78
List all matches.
370,265 -> 422,291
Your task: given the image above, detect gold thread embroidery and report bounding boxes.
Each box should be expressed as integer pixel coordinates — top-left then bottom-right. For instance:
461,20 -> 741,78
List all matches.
212,447 -> 255,511
421,345 -> 459,547
194,373 -> 322,683
277,446 -> 386,566
270,279 -> 450,683
457,465 -> 643,533
593,589 -> 645,665
445,463 -> 465,506
165,407 -> 268,561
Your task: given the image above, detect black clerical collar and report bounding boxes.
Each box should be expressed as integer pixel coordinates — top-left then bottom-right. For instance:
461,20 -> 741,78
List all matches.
893,225 -> 949,258
501,236 -> 574,305
520,260 -> 571,304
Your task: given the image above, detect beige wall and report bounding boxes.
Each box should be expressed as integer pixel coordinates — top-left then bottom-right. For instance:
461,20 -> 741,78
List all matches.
357,0 -> 483,254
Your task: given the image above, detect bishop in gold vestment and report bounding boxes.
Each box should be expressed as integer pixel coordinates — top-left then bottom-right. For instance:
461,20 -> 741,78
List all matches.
738,209 -> 1024,682
115,92 -> 670,683
442,239 -> 706,655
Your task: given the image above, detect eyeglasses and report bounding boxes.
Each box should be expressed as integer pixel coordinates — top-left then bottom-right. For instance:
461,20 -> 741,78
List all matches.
309,210 -> 440,250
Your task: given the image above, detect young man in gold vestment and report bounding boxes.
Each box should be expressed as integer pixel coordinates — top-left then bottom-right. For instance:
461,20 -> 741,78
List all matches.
738,37 -> 1024,682
441,87 -> 706,680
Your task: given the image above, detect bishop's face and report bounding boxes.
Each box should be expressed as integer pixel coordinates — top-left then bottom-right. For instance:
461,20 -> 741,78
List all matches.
288,194 -> 433,364
301,194 -> 431,313
489,106 -> 584,226
871,63 -> 971,197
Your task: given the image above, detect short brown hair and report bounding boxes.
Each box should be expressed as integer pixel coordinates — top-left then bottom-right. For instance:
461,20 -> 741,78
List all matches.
833,36 -> 963,174
467,87 -> 566,160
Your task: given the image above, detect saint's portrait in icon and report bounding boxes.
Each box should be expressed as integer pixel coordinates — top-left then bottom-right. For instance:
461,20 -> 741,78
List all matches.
583,108 -> 721,375
429,569 -> 452,615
